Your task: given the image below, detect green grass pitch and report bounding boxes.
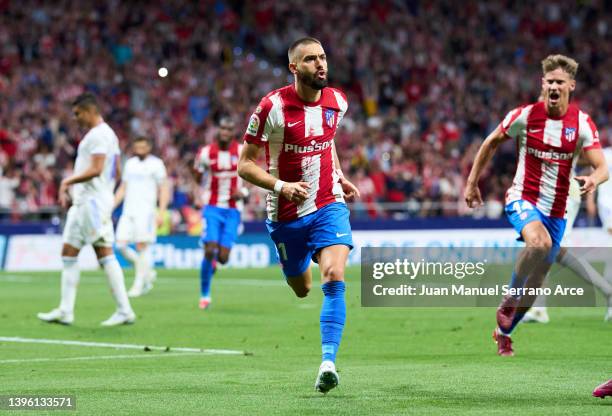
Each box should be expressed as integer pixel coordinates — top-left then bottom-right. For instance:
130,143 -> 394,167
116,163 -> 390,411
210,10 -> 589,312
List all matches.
0,266 -> 610,415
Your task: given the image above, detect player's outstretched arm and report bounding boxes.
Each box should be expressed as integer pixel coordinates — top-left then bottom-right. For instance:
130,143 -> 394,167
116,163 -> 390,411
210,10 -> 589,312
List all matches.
238,142 -> 310,204
59,154 -> 106,208
464,125 -> 509,208
576,148 -> 609,195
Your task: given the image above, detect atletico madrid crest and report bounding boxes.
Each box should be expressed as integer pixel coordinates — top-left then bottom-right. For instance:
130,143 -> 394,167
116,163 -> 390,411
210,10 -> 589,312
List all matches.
564,127 -> 576,142
324,109 -> 335,128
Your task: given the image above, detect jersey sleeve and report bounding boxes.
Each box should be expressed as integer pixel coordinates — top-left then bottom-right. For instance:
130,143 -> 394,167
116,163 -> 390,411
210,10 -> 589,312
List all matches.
243,95 -> 276,146
194,146 -> 210,173
333,89 -> 349,128
89,131 -> 110,155
579,112 -> 601,151
154,159 -> 168,183
499,106 -> 527,140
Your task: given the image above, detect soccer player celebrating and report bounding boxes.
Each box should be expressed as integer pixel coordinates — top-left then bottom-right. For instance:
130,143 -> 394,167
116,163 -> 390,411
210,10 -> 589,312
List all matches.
38,93 -> 136,326
238,37 -> 360,393
464,55 -> 608,356
193,116 -> 247,310
114,136 -> 169,297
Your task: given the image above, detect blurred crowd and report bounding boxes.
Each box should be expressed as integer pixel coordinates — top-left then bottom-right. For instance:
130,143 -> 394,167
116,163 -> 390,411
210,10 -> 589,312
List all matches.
1,0 -> 611,228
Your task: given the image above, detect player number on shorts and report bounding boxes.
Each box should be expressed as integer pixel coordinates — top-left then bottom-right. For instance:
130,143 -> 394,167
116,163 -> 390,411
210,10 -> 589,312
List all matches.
277,243 -> 288,261
513,201 -> 533,214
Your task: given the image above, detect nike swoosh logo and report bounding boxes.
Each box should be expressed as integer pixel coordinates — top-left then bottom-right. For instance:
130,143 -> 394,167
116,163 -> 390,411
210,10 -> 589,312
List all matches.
528,129 -> 542,133
288,121 -> 301,127
336,233 -> 348,238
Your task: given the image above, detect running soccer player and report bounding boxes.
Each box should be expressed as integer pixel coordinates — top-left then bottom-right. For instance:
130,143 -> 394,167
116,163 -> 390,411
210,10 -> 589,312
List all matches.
238,37 -> 360,393
114,136 -> 169,297
38,93 -> 135,326
193,116 -> 247,310
464,55 -> 609,356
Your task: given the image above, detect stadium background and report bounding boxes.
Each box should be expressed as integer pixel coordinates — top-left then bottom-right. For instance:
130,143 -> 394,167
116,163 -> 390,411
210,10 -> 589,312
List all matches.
0,0 -> 611,269
1,2 -> 611,415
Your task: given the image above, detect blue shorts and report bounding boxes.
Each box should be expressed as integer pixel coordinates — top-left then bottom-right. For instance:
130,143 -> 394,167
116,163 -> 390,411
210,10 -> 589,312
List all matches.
201,205 -> 241,249
266,202 -> 353,278
505,200 -> 566,259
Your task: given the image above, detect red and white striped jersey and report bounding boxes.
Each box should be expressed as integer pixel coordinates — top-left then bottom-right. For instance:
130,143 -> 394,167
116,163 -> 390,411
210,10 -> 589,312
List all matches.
243,84 -> 348,222
501,101 -> 600,218
194,140 -> 244,211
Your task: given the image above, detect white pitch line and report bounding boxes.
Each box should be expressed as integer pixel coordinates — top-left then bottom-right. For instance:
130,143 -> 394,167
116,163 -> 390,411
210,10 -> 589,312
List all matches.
0,352 -> 207,364
0,337 -> 245,355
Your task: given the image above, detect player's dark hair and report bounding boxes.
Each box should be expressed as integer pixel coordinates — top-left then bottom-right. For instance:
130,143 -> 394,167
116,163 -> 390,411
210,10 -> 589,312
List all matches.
72,92 -> 100,111
218,115 -> 235,128
133,136 -> 152,145
288,37 -> 322,62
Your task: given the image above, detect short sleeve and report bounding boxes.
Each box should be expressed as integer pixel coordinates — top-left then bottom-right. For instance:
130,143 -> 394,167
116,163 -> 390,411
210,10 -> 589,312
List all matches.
243,95 -> 275,146
333,89 -> 349,127
579,112 -> 601,151
154,159 -> 168,183
89,131 -> 109,154
499,106 -> 527,140
194,146 -> 210,173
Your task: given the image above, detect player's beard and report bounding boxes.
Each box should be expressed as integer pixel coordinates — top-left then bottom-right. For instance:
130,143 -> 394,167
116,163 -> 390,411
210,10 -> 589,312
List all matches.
218,136 -> 231,148
297,69 -> 327,90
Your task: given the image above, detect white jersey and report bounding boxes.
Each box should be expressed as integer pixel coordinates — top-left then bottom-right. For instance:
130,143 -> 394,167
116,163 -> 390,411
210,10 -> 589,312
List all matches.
122,155 -> 167,216
71,122 -> 120,209
597,147 -> 612,207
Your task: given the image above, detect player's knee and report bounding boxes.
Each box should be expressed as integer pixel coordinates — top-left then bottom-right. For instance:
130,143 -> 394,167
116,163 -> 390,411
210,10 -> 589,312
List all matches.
204,246 -> 217,260
321,264 -> 344,282
527,234 -> 552,251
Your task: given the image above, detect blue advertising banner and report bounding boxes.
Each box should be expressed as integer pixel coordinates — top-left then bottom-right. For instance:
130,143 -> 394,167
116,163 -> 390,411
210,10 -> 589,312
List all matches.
115,234 -> 278,269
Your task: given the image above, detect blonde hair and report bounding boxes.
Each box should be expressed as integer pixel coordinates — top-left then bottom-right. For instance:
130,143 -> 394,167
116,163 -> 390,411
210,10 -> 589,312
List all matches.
541,54 -> 579,79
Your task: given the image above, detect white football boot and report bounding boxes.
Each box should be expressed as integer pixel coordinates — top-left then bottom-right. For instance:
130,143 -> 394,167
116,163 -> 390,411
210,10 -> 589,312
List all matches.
101,310 -> 136,327
37,308 -> 74,325
521,306 -> 550,324
315,360 -> 339,393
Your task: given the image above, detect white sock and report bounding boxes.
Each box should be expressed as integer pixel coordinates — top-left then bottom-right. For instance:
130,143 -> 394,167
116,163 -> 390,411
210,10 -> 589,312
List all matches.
118,244 -> 138,264
603,258 -> 612,285
100,255 -> 133,315
135,246 -> 152,281
558,250 -> 612,297
59,257 -> 80,314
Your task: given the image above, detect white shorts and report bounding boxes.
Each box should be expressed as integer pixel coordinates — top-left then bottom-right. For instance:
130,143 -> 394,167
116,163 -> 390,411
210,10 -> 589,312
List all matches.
63,200 -> 114,249
598,201 -> 612,231
116,212 -> 157,243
